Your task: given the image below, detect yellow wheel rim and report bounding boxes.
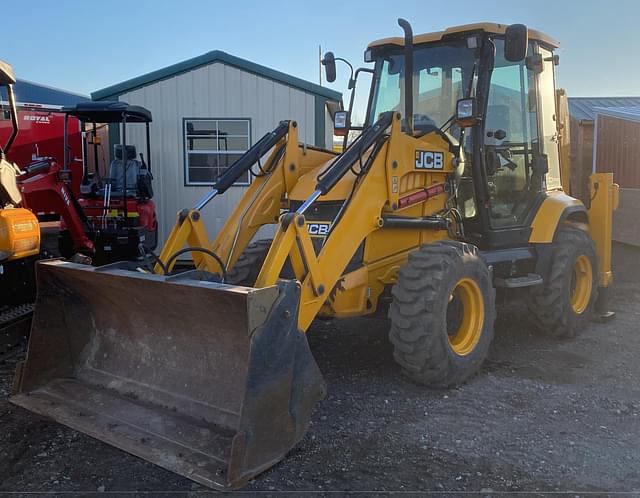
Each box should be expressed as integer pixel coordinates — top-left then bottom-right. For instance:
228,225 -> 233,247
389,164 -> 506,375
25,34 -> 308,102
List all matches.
570,255 -> 593,314
447,278 -> 485,356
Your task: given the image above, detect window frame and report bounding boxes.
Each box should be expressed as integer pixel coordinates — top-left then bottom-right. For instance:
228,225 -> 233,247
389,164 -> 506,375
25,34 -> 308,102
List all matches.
183,117 -> 252,187
534,44 -> 562,190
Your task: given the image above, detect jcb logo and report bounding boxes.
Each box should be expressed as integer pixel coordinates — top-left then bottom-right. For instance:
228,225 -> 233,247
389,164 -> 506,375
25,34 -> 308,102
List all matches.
415,150 -> 444,170
307,222 -> 331,237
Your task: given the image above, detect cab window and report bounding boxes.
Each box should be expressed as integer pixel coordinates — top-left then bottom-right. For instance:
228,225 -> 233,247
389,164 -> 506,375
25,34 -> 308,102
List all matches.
484,40 -> 540,228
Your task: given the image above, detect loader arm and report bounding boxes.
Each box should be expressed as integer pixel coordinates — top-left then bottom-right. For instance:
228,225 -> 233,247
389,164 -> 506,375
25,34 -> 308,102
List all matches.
256,112 -> 451,331
156,121 -> 336,274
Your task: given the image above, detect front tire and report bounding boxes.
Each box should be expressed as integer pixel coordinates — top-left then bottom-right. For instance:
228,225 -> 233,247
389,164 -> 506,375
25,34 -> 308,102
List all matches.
226,239 -> 273,286
388,241 -> 495,388
528,228 -> 597,338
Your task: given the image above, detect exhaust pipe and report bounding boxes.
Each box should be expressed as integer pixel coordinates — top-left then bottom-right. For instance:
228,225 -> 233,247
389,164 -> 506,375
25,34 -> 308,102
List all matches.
397,18 -> 414,135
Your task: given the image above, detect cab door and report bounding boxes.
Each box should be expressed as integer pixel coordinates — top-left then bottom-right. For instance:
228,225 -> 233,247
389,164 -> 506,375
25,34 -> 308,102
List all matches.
535,45 -> 562,190
482,39 -> 542,230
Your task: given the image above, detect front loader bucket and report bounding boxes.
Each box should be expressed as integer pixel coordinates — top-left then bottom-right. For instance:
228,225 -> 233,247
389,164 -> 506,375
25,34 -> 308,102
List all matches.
10,260 -> 325,489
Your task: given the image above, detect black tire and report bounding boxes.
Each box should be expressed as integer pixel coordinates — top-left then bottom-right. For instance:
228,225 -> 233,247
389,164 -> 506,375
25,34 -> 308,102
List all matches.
226,239 -> 273,286
388,241 -> 495,388
528,228 -> 598,338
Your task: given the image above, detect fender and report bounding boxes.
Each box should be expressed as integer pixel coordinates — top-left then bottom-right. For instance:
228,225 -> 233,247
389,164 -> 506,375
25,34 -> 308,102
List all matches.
528,191 -> 588,244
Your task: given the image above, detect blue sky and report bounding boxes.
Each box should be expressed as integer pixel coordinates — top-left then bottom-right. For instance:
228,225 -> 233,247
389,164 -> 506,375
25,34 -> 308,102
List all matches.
5,0 -> 638,104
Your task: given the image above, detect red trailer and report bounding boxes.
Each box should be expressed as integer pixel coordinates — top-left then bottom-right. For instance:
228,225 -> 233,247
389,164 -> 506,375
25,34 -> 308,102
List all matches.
0,105 -> 84,200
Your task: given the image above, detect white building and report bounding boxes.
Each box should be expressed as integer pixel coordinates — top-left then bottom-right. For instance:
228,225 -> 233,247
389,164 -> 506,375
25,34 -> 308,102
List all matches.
92,51 -> 341,244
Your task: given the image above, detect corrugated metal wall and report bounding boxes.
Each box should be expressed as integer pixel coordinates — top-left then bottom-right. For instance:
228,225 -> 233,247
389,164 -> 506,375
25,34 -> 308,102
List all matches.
594,113 -> 640,246
595,115 -> 640,188
117,62 -> 332,245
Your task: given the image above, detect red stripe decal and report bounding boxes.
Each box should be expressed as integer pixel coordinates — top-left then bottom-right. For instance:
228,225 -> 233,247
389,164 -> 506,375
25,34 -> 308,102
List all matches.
398,183 -> 446,209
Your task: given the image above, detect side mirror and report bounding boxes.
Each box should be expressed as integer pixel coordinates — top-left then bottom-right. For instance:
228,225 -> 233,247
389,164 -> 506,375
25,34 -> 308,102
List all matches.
504,24 -> 528,62
333,110 -> 350,137
321,52 -> 336,83
455,98 -> 479,128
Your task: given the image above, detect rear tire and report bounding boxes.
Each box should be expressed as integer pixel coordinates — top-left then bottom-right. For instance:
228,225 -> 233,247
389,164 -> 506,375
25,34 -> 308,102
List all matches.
528,228 -> 597,338
388,241 -> 495,388
226,239 -> 273,286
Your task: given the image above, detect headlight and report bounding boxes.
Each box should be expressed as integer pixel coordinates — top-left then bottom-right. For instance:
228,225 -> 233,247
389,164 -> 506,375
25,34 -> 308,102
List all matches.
333,110 -> 350,137
456,98 -> 475,119
334,111 -> 348,129
364,48 -> 374,63
455,98 -> 479,128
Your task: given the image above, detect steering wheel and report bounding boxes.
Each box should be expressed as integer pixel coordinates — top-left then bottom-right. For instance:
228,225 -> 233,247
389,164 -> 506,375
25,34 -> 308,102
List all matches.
494,147 -> 519,171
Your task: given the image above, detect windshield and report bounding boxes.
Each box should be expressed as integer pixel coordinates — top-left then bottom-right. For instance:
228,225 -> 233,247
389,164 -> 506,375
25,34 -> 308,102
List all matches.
368,40 -> 479,135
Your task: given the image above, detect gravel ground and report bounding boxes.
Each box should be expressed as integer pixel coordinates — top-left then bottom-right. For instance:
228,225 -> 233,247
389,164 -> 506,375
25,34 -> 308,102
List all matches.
1,243 -> 639,497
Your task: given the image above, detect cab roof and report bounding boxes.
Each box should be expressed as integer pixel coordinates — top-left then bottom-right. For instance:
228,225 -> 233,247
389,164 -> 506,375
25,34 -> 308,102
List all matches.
62,101 -> 152,123
368,22 -> 560,50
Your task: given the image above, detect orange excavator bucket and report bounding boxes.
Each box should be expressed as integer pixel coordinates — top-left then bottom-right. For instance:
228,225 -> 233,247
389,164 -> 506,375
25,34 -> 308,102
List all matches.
11,260 -> 325,489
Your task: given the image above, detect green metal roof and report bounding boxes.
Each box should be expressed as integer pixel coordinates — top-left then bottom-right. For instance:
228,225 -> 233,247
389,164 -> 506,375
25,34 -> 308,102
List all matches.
92,50 -> 342,102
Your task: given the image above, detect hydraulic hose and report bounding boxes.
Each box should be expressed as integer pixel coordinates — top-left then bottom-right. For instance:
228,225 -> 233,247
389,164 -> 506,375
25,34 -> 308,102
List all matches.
315,111 -> 393,195
164,246 -> 228,282
213,121 -> 289,194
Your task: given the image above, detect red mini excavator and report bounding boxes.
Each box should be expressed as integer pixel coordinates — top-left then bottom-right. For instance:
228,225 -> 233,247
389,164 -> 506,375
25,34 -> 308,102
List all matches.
18,101 -> 157,264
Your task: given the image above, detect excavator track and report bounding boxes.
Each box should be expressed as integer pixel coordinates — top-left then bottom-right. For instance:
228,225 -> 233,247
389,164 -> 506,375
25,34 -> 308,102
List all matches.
0,303 -> 32,363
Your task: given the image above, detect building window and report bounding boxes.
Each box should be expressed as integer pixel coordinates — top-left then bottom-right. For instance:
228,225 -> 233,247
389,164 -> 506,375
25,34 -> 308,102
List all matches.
184,118 -> 251,185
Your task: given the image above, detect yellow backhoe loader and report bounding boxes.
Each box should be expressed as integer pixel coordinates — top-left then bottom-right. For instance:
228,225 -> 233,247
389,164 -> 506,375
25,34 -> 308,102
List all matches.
0,60 -> 41,355
12,21 -> 617,489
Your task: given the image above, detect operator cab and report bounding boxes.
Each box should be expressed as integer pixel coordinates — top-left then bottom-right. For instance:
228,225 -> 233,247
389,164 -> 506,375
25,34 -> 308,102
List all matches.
61,101 -> 154,200
363,23 -> 563,249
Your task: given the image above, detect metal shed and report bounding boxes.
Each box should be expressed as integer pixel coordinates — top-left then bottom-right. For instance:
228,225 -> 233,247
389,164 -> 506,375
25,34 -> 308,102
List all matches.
91,51 -> 342,245
567,97 -> 640,203
593,106 -> 640,246
594,106 -> 640,187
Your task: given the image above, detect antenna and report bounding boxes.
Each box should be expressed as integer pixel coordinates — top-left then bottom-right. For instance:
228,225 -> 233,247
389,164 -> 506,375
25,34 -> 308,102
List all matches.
319,45 -> 322,86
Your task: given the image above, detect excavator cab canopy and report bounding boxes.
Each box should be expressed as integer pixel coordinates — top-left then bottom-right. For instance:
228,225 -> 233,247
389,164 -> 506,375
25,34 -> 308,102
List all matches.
61,101 -> 153,123
60,101 -> 154,209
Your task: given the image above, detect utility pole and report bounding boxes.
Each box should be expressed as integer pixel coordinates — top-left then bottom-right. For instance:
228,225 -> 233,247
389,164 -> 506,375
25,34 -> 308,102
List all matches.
319,45 -> 322,86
